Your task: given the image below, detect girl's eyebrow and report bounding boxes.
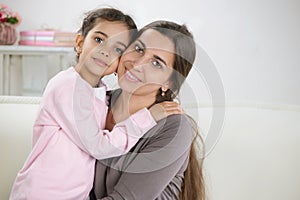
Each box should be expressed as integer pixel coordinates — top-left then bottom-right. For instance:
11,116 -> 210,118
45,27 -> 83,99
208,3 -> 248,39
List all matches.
95,31 -> 127,48
137,39 -> 167,66
116,41 -> 127,49
94,31 -> 107,38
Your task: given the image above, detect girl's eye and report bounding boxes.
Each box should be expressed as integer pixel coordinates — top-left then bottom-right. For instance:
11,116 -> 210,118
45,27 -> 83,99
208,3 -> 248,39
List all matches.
134,44 -> 144,54
115,47 -> 124,55
95,37 -> 103,44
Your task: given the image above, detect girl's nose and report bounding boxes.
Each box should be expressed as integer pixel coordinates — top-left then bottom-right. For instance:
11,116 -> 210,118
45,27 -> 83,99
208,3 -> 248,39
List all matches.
100,50 -> 109,57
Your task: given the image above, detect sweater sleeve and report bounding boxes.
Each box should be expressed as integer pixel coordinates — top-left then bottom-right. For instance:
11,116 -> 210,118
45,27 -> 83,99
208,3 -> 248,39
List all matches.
38,69 -> 156,159
94,114 -> 194,200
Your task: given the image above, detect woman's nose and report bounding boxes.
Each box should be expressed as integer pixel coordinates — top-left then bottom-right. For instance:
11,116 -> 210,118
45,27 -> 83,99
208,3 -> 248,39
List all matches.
132,57 -> 149,72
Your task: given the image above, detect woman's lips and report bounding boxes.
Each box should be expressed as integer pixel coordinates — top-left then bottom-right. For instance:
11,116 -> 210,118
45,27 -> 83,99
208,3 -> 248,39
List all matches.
125,70 -> 141,82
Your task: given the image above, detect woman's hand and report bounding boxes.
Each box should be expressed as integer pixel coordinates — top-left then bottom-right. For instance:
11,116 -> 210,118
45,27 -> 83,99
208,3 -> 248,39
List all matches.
149,101 -> 184,122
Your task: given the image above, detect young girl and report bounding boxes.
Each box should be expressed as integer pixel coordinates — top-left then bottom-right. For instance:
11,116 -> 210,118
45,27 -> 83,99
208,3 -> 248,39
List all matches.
10,8 -> 181,200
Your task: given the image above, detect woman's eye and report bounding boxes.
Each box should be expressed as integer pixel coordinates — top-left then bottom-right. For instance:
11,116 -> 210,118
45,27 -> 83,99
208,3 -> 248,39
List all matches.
115,47 -> 124,55
135,44 -> 144,54
95,37 -> 103,44
151,59 -> 163,69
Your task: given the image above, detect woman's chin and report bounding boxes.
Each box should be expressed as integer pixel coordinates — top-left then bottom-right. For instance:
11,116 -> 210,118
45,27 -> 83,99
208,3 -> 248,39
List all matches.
118,79 -> 138,93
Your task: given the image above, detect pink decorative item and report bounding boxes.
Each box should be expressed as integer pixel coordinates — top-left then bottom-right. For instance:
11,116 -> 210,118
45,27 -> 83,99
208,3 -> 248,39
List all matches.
19,30 -> 75,47
0,24 -> 17,45
0,4 -> 21,45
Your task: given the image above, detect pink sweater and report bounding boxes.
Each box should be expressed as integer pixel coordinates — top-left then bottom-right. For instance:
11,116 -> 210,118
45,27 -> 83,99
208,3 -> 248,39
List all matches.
10,67 -> 156,200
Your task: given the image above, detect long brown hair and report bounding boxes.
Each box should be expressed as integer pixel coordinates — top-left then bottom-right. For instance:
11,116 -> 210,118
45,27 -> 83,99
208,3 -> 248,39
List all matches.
138,21 -> 206,200
180,117 -> 206,200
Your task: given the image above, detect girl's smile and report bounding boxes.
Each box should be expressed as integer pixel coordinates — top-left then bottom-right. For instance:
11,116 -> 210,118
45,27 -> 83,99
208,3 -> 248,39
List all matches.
93,57 -> 108,68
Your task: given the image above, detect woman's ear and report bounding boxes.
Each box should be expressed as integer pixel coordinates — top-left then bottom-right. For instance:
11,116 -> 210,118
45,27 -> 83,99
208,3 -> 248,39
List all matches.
75,34 -> 83,54
161,81 -> 172,93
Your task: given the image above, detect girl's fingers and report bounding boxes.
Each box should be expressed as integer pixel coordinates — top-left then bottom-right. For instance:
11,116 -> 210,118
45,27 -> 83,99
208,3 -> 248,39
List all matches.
149,101 -> 184,122
160,102 -> 184,115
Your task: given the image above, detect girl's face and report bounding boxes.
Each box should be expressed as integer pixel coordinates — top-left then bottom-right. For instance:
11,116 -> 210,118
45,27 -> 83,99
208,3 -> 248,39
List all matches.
117,29 -> 175,98
76,19 -> 131,82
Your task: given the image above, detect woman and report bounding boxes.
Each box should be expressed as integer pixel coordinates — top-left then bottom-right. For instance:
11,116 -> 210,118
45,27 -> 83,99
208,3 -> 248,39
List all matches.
90,20 -> 205,200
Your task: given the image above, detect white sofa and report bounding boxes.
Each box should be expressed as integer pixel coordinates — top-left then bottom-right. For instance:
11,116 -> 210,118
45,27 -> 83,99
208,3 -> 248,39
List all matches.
1,96 -> 300,200
0,96 -> 41,199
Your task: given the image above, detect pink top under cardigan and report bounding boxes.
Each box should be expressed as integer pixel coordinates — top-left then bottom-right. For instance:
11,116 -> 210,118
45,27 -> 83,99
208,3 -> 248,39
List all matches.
9,67 -> 156,200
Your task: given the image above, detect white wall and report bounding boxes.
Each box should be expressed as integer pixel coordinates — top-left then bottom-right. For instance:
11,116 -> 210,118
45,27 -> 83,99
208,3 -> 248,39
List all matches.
2,0 -> 300,106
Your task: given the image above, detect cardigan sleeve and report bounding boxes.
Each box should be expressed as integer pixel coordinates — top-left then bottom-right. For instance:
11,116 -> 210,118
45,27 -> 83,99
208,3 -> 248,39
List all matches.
37,68 -> 156,159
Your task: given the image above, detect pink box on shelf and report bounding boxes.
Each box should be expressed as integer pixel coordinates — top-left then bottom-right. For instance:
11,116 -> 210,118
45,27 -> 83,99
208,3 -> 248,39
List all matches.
19,30 -> 76,47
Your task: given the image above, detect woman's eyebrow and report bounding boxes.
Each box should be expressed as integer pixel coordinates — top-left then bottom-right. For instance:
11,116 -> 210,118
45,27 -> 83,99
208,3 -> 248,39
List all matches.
137,39 -> 146,49
137,39 -> 167,66
153,55 -> 167,66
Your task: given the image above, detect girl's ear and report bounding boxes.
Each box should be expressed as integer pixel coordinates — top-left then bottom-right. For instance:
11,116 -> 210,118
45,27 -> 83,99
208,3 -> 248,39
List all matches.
75,34 -> 84,54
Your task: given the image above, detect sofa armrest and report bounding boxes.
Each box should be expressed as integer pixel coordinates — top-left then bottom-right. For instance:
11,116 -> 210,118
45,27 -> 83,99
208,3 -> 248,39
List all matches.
0,96 -> 41,199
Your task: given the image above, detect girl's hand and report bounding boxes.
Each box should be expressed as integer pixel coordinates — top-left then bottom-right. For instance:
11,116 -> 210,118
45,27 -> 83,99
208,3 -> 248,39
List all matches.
149,101 -> 184,122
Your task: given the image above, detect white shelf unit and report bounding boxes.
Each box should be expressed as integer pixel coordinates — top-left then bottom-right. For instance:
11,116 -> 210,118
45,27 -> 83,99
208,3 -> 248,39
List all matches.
0,45 -> 75,96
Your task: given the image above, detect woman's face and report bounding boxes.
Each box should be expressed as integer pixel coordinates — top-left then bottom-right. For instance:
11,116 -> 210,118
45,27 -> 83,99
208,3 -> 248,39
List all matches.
117,29 -> 175,98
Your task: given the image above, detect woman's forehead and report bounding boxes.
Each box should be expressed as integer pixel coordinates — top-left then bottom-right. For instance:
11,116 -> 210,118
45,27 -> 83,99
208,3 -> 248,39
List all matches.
137,29 -> 175,53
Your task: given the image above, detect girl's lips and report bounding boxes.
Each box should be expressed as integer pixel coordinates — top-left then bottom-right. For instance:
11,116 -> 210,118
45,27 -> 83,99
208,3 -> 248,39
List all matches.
94,58 -> 108,68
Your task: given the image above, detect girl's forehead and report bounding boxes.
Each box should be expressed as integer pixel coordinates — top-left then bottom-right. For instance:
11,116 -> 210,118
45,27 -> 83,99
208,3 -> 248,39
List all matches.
92,20 -> 130,37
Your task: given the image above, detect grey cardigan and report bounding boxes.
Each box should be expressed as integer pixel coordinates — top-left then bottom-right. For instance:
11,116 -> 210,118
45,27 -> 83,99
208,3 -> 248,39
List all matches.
91,92 -> 194,200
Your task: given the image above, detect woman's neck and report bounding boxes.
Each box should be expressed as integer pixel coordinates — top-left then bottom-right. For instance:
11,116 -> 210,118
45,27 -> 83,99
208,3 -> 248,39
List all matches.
111,90 -> 156,123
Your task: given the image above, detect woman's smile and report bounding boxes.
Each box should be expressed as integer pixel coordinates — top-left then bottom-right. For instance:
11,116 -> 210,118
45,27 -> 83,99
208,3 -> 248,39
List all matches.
124,69 -> 142,82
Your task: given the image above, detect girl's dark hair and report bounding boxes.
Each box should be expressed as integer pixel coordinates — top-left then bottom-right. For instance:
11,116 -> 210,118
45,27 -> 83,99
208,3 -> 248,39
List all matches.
75,7 -> 137,61
136,21 -> 205,200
